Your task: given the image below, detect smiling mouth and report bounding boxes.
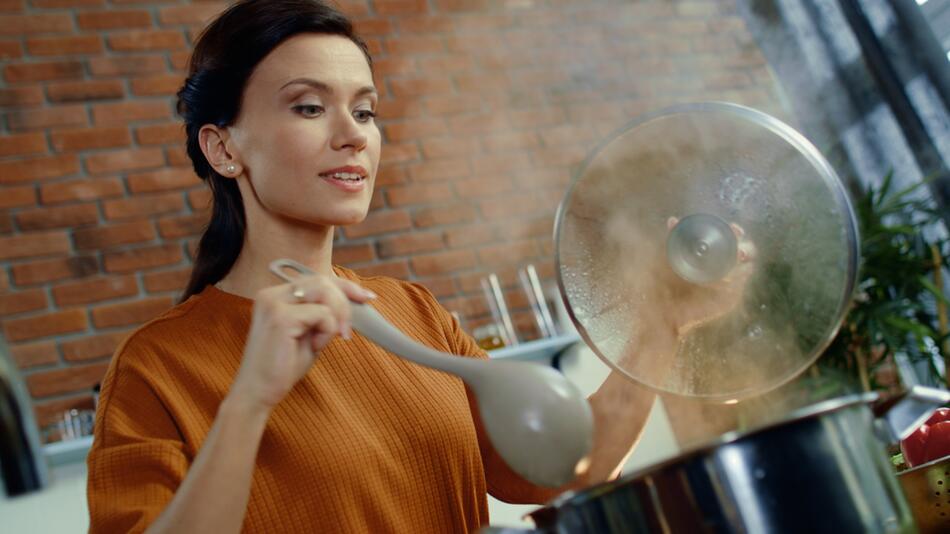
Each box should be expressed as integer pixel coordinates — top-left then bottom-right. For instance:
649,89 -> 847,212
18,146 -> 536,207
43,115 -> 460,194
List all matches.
320,171 -> 366,182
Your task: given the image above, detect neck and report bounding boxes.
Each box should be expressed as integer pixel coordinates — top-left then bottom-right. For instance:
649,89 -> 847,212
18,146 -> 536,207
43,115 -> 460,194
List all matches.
216,218 -> 336,299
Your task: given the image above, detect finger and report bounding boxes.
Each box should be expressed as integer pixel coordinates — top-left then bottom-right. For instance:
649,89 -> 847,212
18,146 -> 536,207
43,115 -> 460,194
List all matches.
666,216 -> 679,231
332,277 -> 377,304
280,302 -> 340,343
729,222 -> 746,238
737,239 -> 757,263
292,278 -> 352,340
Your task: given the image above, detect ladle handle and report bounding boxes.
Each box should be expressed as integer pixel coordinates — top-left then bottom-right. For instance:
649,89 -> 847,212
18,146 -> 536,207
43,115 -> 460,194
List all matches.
268,259 -> 480,381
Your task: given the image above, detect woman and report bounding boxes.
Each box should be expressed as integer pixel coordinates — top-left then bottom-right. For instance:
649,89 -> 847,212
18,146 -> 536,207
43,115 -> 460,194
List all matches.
86,1 -> 658,532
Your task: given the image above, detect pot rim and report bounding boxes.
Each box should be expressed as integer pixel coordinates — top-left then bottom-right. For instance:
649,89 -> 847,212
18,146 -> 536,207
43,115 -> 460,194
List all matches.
543,391 -> 879,509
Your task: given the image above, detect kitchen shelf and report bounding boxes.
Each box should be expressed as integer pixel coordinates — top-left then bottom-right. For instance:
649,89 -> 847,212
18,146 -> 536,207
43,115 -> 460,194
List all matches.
40,333 -> 583,466
488,332 -> 581,361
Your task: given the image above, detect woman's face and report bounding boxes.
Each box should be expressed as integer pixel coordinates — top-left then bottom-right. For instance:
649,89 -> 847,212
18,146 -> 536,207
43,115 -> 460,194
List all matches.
228,33 -> 380,228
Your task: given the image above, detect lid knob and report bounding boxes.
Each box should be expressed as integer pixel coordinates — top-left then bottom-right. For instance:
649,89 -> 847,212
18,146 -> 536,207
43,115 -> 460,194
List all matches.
666,213 -> 738,285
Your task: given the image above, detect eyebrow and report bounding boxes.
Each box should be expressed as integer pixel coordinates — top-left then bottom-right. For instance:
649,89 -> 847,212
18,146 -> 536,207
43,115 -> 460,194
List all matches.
279,78 -> 377,98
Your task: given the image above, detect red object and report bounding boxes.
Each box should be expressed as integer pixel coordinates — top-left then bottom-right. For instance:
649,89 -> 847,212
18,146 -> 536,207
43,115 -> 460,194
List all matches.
901,407 -> 950,467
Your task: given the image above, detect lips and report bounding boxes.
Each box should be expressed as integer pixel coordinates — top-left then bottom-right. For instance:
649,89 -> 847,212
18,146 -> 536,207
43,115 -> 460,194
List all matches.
318,165 -> 368,192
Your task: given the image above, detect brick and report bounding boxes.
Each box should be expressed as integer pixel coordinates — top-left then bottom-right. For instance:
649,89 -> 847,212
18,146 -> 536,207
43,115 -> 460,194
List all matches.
0,14 -> 73,35
142,267 -> 189,293
26,35 -> 102,56
92,100 -> 170,124
332,243 -> 374,265
135,123 -> 185,145
377,98 -> 424,120
343,209 -> 411,239
10,341 -> 58,369
103,192 -> 183,220
445,225 -> 495,248
424,95 -> 481,115
47,80 -> 124,103
76,10 -> 150,30
91,295 -> 172,328
375,0 -> 427,15
416,54 -> 477,74
482,131 -> 540,153
0,289 -> 46,316
0,184 -> 35,209
3,61 -> 83,83
396,14 -> 452,33
40,177 -> 123,204
85,147 -> 164,175
353,259 -> 410,279
410,249 -> 476,276
416,276 -> 455,298
384,182 -> 454,207
0,154 -> 78,184
61,330 -> 130,363
448,113 -> 510,135
0,132 -> 46,157
74,220 -> 155,250
407,158 -> 469,182
103,243 -> 182,273
158,3 -> 226,25
3,308 -> 86,342
420,137 -> 480,159
11,256 -> 97,285
51,125 -> 130,151
26,362 -> 108,398
502,216 -> 554,240
0,231 -> 69,260
472,153 -> 532,175
15,203 -> 98,230
88,55 -> 166,77
7,105 -> 88,132
157,212 -> 208,238
0,86 -> 43,107
376,164 -> 408,186
187,188 -> 211,210
109,30 -> 185,51
477,239 -> 539,266
377,231 -> 444,258
455,174 -> 514,199
127,167 -> 199,193
53,275 -> 137,306
389,76 -> 453,98
371,56 -> 415,79
0,39 -> 21,59
168,50 -> 190,70
385,35 -> 444,56
383,119 -> 447,143
165,145 -> 190,166
412,203 -> 477,227
130,73 -> 185,96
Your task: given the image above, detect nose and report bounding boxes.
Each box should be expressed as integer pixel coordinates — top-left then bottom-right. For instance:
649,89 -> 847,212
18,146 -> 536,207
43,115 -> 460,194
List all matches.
330,111 -> 368,152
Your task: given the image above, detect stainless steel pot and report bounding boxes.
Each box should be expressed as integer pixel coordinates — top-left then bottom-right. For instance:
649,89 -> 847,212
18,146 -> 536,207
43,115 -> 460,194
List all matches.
486,386 -> 950,534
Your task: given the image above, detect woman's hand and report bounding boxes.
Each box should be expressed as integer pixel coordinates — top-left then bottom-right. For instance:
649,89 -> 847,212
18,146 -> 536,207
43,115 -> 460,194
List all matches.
659,216 -> 756,337
228,274 -> 376,412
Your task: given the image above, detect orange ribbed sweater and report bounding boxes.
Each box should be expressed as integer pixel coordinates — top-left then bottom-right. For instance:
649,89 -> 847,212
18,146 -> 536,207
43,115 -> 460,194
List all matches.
87,267 -> 551,533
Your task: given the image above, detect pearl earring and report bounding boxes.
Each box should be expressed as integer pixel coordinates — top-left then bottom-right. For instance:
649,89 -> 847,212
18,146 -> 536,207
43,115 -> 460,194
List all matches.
226,164 -> 236,174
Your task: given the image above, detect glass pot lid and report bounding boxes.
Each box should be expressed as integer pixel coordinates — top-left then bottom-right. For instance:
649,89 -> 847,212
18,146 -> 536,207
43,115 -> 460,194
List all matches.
555,102 -> 860,401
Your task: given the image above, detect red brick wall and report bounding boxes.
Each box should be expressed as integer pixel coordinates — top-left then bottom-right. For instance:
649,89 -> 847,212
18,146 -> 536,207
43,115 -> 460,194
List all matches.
0,0 -> 781,440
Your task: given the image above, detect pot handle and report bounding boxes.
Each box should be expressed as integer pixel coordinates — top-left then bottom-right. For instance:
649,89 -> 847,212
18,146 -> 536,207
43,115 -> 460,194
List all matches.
873,385 -> 950,443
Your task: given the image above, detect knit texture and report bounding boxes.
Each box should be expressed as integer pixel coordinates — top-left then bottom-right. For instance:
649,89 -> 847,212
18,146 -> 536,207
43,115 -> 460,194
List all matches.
86,266 -> 552,533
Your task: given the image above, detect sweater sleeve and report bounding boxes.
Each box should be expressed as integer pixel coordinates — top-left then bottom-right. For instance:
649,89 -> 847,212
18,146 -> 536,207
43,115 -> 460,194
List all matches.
86,338 -> 190,533
415,283 -> 561,505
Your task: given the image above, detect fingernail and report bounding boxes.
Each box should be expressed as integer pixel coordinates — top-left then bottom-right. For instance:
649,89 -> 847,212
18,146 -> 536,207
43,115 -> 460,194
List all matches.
342,322 -> 352,340
364,289 -> 378,299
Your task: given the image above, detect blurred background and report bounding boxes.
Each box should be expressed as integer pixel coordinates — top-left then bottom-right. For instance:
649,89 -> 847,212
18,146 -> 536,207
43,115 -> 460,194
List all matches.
0,0 -> 947,530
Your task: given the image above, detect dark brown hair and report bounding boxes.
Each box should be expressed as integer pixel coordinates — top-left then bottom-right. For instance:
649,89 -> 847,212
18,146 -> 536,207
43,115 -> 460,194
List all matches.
176,0 -> 372,302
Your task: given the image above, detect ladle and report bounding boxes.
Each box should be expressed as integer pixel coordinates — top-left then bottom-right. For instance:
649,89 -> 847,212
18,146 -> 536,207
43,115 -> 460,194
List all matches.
269,258 -> 594,487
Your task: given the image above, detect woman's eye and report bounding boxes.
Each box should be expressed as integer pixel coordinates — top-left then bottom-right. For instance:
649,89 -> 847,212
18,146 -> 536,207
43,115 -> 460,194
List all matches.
353,109 -> 376,123
293,104 -> 324,118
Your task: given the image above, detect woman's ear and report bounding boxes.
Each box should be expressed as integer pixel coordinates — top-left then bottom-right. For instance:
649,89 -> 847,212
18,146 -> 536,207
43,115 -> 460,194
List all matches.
198,124 -> 243,178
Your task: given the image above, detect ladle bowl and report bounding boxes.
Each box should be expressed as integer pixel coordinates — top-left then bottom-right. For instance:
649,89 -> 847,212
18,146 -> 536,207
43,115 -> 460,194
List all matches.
269,259 -> 594,487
